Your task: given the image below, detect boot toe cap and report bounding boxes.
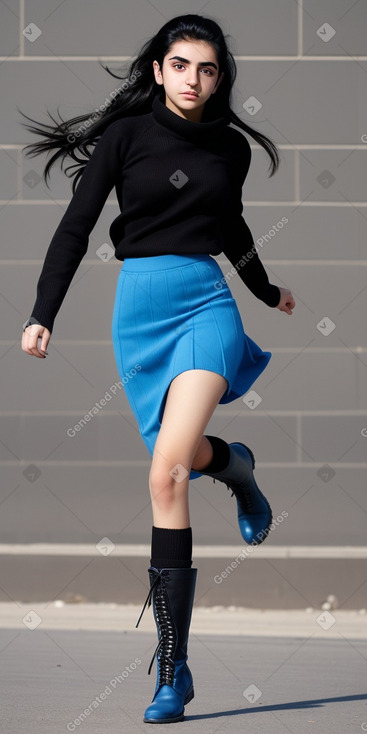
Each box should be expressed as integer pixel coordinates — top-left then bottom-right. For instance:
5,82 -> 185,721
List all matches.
143,685 -> 185,723
238,513 -> 272,544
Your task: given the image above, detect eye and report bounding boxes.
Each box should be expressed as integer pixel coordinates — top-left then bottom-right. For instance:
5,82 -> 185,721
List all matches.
172,63 -> 213,75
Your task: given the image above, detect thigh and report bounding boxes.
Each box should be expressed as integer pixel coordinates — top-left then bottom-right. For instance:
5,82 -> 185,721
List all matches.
151,369 -> 228,478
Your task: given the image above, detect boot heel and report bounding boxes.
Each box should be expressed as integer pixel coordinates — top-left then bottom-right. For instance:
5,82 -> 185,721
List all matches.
184,685 -> 194,705
235,442 -> 255,469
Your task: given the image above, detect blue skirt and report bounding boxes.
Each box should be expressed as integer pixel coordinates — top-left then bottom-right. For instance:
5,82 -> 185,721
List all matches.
111,253 -> 271,480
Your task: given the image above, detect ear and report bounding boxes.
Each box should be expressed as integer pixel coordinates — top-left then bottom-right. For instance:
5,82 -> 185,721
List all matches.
153,60 -> 163,86
212,71 -> 224,94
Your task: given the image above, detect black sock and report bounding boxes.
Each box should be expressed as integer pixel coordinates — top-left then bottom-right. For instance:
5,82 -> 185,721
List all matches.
201,435 -> 231,473
150,526 -> 192,568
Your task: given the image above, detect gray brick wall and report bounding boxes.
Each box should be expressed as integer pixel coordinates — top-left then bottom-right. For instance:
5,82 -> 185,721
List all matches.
1,1 -> 366,550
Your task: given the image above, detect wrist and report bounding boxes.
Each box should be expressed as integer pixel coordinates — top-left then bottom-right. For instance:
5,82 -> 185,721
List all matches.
262,284 -> 281,308
23,316 -> 41,332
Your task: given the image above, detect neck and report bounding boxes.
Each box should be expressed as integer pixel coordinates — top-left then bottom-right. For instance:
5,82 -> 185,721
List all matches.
163,93 -> 205,123
151,90 -> 230,143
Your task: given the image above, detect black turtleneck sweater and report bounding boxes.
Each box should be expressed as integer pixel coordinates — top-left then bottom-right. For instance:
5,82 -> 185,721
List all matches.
28,91 -> 281,334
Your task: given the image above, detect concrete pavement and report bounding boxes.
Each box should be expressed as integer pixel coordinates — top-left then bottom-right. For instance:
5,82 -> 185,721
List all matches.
1,603 -> 367,733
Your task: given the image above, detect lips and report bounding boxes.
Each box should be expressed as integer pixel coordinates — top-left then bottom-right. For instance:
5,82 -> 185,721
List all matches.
182,92 -> 198,97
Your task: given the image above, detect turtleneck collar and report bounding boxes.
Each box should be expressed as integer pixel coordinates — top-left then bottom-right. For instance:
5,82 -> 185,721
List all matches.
151,90 -> 230,142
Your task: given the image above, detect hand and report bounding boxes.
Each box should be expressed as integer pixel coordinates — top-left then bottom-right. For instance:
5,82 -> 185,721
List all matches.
22,323 -> 51,358
275,287 -> 295,315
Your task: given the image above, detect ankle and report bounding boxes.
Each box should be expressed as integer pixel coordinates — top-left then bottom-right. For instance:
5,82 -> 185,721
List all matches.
150,526 -> 193,568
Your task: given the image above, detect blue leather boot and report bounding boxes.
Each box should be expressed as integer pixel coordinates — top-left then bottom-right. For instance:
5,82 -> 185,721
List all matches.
200,442 -> 273,545
136,566 -> 197,723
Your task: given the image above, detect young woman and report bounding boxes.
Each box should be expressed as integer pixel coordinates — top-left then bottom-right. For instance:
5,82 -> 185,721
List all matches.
20,13 -> 295,724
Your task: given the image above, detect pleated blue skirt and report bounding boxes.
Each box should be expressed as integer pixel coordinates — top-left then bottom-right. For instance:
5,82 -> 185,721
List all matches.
111,253 -> 271,480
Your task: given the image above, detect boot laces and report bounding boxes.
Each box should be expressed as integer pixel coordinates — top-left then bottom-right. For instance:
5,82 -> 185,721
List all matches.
135,570 -> 161,628
148,588 -> 176,685
212,477 -> 253,513
136,570 -> 176,685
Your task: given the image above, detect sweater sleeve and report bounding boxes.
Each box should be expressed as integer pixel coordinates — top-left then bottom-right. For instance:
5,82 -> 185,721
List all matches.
28,119 -> 126,334
220,131 -> 281,308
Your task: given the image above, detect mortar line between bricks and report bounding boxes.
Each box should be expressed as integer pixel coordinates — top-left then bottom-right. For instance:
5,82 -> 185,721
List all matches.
3,200 -> 367,207
4,55 -> 367,61
298,0 -> 303,57
3,343 -> 367,352
1,544 -> 367,558
1,409 -> 366,414
2,461 -> 367,468
297,413 -> 302,464
4,259 -> 367,266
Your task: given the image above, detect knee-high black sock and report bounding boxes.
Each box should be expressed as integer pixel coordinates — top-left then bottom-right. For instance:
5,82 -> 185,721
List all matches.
202,435 -> 230,473
150,526 -> 192,569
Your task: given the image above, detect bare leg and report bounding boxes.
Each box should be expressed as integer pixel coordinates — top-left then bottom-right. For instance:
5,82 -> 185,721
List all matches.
149,370 -> 228,528
191,435 -> 214,471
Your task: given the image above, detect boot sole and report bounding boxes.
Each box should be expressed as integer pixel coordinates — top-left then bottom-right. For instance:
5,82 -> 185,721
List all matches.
143,713 -> 185,724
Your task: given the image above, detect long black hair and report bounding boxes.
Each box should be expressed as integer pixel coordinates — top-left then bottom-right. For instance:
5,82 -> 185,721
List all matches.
18,13 -> 280,194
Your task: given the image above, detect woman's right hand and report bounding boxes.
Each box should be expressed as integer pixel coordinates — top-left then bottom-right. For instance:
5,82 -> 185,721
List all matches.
22,323 -> 51,358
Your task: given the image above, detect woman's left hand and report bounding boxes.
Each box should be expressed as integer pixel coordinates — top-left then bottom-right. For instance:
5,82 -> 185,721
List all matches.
275,287 -> 295,315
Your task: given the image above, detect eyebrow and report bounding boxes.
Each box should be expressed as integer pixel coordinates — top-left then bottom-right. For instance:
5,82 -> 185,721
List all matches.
168,55 -> 218,71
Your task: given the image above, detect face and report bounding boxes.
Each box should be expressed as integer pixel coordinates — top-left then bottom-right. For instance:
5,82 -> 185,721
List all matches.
153,39 -> 224,122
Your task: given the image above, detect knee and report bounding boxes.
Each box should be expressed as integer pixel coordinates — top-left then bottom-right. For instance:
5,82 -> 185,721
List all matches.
149,464 -> 188,507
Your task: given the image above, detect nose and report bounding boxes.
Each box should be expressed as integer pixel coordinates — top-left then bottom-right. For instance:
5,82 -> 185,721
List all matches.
186,69 -> 200,87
